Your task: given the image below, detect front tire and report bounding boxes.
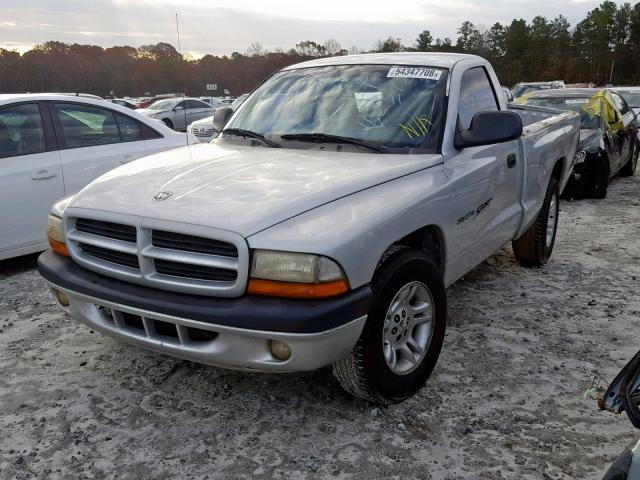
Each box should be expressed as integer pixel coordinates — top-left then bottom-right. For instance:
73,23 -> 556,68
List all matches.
332,249 -> 446,404
512,176 -> 560,267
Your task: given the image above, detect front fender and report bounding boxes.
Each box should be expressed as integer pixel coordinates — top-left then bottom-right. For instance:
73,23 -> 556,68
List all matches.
247,165 -> 451,289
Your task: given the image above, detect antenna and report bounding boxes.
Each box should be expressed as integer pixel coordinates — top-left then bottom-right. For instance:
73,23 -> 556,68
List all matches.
176,13 -> 189,145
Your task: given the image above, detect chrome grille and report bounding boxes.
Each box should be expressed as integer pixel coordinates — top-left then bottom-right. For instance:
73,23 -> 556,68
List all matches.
152,230 -> 237,257
76,218 -> 137,242
154,258 -> 237,282
79,243 -> 140,269
65,212 -> 249,297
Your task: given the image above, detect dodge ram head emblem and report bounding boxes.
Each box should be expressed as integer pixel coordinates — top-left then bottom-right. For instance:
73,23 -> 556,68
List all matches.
153,191 -> 173,201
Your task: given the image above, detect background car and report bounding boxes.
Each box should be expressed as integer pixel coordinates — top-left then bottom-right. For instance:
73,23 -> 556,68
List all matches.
511,80 -> 566,99
135,94 -> 180,109
516,88 -> 639,198
0,93 -> 195,260
106,98 -> 136,109
186,93 -> 249,142
137,97 -> 215,131
615,87 -> 640,140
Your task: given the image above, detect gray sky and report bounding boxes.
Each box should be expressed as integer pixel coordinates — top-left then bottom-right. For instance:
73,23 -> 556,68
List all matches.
0,0 -> 628,57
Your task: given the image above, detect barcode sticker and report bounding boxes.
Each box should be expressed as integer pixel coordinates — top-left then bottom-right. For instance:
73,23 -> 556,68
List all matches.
565,99 -> 589,104
387,67 -> 442,81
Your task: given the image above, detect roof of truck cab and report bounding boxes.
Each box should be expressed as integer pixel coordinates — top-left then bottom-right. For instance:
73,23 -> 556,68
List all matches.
282,53 -> 482,70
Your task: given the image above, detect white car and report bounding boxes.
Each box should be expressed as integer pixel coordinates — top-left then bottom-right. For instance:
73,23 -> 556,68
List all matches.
187,94 -> 249,143
0,93 -> 194,260
137,98 -> 215,131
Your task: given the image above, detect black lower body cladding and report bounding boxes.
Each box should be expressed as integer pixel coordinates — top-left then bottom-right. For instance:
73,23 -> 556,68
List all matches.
37,250 -> 372,334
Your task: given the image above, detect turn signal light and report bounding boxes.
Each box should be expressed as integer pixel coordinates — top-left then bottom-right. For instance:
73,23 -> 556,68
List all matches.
247,278 -> 349,299
49,238 -> 70,257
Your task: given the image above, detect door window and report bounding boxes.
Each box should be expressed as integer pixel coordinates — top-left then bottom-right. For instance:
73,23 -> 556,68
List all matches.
115,113 -> 143,142
185,100 -> 208,110
458,67 -> 499,130
610,92 -> 630,115
0,103 -> 46,158
54,103 -> 121,148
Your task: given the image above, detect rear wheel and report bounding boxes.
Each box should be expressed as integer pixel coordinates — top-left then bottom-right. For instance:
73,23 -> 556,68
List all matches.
620,139 -> 639,177
512,176 -> 560,267
332,248 -> 446,404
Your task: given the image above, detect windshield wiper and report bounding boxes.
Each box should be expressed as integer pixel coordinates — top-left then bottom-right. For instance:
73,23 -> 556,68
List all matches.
221,128 -> 281,148
280,133 -> 387,153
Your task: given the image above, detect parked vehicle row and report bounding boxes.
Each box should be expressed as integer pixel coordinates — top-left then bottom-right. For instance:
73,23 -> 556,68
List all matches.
0,94 -> 195,260
515,88 -> 639,198
38,53 -> 580,404
136,97 -> 216,131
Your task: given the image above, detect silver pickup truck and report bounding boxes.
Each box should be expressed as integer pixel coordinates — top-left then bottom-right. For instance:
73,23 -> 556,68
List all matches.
39,53 -> 579,404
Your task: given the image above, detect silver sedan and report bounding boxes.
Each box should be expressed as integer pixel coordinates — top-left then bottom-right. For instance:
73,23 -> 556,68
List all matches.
138,98 -> 215,131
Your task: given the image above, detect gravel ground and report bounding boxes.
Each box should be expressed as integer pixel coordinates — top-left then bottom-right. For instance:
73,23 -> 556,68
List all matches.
1,174 -> 639,480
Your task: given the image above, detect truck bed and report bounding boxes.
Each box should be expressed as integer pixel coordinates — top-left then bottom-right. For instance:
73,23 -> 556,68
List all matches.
508,104 -> 581,238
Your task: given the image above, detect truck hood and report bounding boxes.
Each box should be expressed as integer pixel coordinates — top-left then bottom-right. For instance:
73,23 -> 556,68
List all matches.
70,143 -> 442,236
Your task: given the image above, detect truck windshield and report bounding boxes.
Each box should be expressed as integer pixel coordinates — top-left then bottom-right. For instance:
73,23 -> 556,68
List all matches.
523,97 -> 600,129
223,64 -> 448,153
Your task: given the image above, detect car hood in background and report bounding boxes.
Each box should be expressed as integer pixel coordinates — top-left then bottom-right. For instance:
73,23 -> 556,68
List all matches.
69,144 -> 442,236
190,116 -> 214,128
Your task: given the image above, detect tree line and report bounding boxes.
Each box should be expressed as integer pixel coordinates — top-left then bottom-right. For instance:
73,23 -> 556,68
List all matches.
0,1 -> 638,97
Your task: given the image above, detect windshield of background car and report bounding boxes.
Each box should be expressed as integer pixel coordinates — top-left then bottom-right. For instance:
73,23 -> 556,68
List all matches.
524,97 -> 601,129
148,100 -> 175,111
223,64 -> 449,152
512,84 -> 552,98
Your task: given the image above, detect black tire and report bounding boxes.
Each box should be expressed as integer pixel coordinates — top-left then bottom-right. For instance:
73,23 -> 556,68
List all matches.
620,139 -> 639,177
162,118 -> 174,129
512,176 -> 560,267
332,248 -> 446,405
586,155 -> 609,199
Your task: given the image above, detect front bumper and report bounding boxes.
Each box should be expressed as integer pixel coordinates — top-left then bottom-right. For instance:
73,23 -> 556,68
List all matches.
38,251 -> 371,372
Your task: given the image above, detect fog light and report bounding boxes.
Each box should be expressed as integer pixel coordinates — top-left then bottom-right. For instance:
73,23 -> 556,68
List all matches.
269,340 -> 291,361
52,288 -> 70,307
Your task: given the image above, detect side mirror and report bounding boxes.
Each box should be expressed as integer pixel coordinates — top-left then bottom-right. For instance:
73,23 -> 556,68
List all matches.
455,111 -> 523,149
174,105 -> 184,111
212,107 -> 234,132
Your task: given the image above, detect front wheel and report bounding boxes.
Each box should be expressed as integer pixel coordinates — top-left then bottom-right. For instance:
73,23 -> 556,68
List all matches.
332,248 -> 447,404
512,176 -> 560,267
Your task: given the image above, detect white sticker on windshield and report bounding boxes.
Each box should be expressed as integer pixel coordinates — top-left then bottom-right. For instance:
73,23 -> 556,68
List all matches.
565,99 -> 589,104
387,67 -> 442,81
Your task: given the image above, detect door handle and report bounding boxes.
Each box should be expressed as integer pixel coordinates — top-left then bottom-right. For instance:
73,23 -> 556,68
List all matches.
506,153 -> 517,168
31,169 -> 57,180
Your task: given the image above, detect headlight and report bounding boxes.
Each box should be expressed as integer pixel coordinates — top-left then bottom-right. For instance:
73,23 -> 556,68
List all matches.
574,150 -> 586,164
247,250 -> 349,298
46,214 -> 69,256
